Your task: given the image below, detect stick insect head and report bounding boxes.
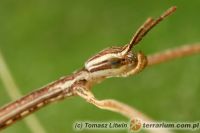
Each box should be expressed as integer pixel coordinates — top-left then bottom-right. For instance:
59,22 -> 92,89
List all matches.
84,43 -> 145,78
85,6 -> 176,78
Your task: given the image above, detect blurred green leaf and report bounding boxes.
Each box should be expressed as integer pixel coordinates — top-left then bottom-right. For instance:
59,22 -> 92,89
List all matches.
0,1 -> 199,133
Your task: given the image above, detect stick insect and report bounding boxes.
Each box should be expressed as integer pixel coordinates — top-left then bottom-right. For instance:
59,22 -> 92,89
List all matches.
0,6 -> 200,132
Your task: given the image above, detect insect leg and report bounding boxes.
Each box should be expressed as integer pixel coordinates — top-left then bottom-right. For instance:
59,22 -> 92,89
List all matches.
75,86 -> 149,121
75,86 -> 173,133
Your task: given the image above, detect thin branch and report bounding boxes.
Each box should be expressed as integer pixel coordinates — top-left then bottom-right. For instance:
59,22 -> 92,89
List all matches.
147,44 -> 200,66
0,50 -> 46,133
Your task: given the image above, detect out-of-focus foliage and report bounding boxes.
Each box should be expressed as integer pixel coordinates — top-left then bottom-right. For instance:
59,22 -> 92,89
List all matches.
0,1 -> 199,133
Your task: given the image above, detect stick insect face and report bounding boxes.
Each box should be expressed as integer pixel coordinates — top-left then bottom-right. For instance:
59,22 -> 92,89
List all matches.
85,44 -> 141,78
84,7 -> 177,78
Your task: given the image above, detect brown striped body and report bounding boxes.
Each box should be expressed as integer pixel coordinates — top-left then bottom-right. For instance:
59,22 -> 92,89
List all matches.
0,69 -> 89,130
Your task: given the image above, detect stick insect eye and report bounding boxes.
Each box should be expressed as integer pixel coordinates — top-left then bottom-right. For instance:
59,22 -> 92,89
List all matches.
110,58 -> 123,68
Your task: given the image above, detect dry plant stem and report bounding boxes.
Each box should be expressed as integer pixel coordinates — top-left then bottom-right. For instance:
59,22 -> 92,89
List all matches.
0,51 -> 46,133
147,44 -> 200,66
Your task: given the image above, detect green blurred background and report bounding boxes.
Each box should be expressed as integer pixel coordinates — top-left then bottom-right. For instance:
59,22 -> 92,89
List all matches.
0,0 -> 199,133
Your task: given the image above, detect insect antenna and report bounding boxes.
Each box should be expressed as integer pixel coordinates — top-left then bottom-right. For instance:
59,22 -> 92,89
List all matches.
125,6 -> 177,53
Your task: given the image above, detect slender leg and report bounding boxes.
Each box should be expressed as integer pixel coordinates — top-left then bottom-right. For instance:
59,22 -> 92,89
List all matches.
75,86 -> 173,133
147,44 -> 200,66
75,86 -> 150,121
